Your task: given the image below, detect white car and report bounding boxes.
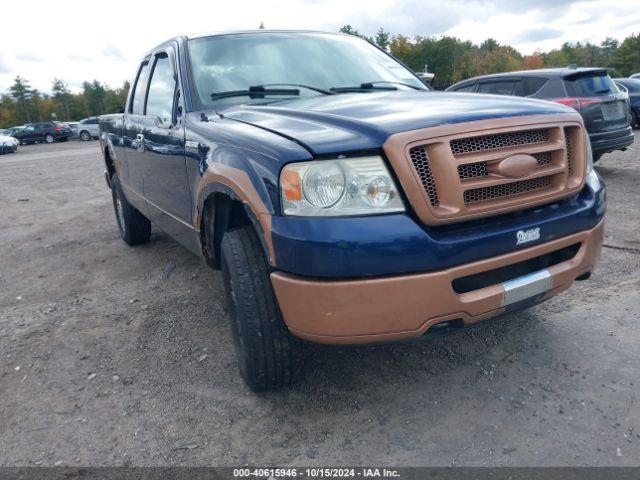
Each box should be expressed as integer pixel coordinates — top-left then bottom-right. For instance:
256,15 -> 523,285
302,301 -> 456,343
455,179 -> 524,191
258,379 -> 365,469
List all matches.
631,73 -> 640,79
0,134 -> 19,154
76,117 -> 100,141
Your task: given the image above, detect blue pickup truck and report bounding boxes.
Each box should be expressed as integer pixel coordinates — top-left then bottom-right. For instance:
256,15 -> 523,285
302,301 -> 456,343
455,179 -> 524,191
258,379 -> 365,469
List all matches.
99,31 -> 605,390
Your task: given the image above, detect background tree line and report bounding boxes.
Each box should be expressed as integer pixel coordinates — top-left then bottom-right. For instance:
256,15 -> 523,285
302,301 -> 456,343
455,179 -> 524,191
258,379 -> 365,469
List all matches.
0,78 -> 129,129
1,28 -> 639,128
341,26 -> 640,90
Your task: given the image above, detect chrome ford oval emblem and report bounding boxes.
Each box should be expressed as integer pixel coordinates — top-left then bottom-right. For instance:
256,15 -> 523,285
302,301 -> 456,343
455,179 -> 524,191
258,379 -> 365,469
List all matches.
489,154 -> 538,178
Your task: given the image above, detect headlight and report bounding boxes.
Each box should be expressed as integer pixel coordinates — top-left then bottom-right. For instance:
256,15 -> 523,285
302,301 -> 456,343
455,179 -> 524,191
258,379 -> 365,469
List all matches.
280,155 -> 405,216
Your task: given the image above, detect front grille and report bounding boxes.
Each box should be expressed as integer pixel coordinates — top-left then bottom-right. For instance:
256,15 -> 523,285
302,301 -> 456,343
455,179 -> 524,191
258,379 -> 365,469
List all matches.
450,129 -> 550,156
408,146 -> 439,206
463,176 -> 553,205
457,152 -> 553,181
385,115 -> 586,225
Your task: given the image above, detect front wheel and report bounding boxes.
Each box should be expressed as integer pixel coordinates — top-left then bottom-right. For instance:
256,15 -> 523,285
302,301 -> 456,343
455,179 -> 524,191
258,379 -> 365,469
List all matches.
110,175 -> 151,246
80,130 -> 91,141
221,226 -> 304,391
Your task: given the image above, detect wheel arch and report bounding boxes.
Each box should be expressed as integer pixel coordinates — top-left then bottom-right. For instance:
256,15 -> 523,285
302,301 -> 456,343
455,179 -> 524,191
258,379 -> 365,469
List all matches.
197,179 -> 274,269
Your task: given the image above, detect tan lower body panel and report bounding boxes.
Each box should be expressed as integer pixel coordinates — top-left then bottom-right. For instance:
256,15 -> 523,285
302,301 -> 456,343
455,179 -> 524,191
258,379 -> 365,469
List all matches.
270,220 -> 604,345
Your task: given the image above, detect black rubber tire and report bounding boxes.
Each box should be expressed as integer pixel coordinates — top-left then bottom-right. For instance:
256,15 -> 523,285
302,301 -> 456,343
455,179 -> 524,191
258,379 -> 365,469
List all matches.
80,130 -> 91,141
45,133 -> 54,144
221,226 -> 304,391
111,174 -> 151,246
632,111 -> 639,130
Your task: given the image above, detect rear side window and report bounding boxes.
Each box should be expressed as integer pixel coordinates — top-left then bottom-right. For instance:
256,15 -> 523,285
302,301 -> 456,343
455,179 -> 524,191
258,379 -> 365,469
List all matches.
564,74 -> 618,96
478,80 -> 522,96
145,53 -> 176,125
130,60 -> 150,115
453,83 -> 477,92
522,77 -> 547,96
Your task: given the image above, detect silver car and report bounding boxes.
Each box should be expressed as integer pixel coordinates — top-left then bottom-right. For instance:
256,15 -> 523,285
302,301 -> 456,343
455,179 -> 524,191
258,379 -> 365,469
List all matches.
76,117 -> 100,141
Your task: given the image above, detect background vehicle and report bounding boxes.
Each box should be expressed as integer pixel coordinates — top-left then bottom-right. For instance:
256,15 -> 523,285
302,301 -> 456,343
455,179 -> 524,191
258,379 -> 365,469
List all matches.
100,31 -> 604,391
446,67 -> 634,161
614,78 -> 640,128
0,134 -> 19,154
76,117 -> 100,141
12,121 -> 73,144
67,121 -> 79,138
630,73 -> 640,79
4,126 -> 25,138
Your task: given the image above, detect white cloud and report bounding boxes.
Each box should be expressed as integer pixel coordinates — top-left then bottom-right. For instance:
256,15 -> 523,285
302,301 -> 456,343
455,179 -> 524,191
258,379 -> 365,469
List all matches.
0,0 -> 638,94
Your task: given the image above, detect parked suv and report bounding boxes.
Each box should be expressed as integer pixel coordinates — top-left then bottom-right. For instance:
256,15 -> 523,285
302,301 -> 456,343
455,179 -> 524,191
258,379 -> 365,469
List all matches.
614,78 -> 640,129
12,121 -> 73,144
447,67 -> 634,161
76,117 -> 100,141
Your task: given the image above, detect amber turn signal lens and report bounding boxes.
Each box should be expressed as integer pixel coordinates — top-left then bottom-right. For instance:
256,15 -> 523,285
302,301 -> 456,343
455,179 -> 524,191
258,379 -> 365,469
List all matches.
281,169 -> 302,201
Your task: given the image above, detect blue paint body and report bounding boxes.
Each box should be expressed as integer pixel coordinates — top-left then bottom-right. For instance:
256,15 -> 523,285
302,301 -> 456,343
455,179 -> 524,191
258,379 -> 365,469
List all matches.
271,176 -> 604,277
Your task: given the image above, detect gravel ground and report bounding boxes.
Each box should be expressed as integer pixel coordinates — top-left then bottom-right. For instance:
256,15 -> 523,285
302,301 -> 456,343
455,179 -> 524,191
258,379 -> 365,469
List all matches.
0,137 -> 639,467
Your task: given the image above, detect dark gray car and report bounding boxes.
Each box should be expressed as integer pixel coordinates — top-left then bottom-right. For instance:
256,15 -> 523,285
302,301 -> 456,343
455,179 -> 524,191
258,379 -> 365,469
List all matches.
446,67 -> 634,160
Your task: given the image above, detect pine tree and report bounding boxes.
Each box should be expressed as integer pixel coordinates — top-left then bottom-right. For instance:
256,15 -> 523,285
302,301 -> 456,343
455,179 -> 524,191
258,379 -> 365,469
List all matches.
52,78 -> 71,121
9,76 -> 35,123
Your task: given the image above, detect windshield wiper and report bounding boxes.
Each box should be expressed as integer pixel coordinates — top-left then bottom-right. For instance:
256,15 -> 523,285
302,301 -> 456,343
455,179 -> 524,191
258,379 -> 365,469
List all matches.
365,80 -> 423,90
211,85 -> 300,101
330,81 -> 423,93
256,83 -> 335,95
330,83 -> 397,93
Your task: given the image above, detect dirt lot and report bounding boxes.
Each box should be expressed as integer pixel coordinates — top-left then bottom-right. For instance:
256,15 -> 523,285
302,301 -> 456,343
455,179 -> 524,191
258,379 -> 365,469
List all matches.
0,137 -> 639,467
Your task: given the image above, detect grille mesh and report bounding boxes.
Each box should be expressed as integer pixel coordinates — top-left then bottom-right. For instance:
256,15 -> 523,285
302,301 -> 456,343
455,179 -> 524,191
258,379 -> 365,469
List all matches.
564,128 -> 575,176
458,152 -> 553,180
463,176 -> 553,205
450,129 -> 550,156
532,151 -> 552,166
408,146 -> 439,206
458,162 -> 489,179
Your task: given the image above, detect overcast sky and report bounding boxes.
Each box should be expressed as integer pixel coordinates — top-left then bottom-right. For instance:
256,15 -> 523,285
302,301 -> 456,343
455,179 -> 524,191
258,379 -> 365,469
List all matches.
0,0 -> 638,94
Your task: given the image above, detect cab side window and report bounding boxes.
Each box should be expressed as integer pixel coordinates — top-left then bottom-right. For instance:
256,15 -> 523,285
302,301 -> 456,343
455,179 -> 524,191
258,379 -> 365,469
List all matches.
145,53 -> 176,126
130,60 -> 150,115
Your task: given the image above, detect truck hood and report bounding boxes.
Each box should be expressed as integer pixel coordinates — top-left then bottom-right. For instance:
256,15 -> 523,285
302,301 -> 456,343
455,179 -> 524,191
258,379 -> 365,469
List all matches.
218,90 -> 573,155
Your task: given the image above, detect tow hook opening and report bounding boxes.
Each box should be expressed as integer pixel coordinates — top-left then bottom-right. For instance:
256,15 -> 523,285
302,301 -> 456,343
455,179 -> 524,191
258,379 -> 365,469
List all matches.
422,319 -> 465,340
576,271 -> 591,281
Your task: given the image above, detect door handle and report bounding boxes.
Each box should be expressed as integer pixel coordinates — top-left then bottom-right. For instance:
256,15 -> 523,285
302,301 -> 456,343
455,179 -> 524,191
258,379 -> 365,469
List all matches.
136,133 -> 145,152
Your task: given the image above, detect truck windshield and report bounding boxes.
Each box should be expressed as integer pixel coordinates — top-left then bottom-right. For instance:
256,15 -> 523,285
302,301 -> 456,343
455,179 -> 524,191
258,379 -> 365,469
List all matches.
188,32 -> 428,108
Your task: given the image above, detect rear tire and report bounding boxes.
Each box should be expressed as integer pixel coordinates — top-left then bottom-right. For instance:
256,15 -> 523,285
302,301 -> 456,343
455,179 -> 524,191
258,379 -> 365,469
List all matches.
221,226 -> 304,391
45,133 -> 54,144
111,175 -> 151,246
632,111 -> 639,130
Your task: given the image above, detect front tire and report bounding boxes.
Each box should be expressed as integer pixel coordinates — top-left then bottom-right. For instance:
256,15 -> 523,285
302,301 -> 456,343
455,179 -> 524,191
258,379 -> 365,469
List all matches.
110,175 -> 151,246
221,226 -> 304,391
80,130 -> 91,141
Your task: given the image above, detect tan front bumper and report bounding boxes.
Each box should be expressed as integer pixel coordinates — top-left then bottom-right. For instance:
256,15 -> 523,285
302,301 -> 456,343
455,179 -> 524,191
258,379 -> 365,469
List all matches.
270,220 -> 604,345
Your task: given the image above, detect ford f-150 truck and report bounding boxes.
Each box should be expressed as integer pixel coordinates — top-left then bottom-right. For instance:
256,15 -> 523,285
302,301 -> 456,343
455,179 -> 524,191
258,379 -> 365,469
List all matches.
99,31 -> 605,391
